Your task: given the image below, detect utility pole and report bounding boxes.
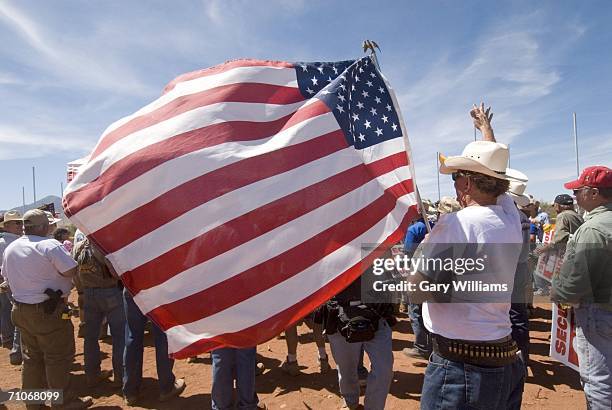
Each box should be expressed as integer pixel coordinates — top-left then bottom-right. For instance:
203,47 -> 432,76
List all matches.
32,166 -> 37,204
573,112 -> 579,177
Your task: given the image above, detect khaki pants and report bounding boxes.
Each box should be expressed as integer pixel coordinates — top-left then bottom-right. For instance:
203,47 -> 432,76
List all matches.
11,301 -> 76,400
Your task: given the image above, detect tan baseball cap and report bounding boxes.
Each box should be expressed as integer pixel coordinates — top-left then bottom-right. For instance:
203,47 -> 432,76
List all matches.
23,209 -> 50,228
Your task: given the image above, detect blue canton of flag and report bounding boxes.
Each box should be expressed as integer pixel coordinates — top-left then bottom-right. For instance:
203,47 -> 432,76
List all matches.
295,56 -> 402,150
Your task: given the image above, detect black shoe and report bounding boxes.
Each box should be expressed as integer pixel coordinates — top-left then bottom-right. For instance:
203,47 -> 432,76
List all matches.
9,353 -> 22,366
159,378 -> 186,402
87,369 -> 113,387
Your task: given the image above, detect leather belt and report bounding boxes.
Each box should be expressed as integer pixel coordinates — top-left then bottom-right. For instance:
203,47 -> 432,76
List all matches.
432,333 -> 518,367
14,300 -> 49,309
14,299 -> 66,308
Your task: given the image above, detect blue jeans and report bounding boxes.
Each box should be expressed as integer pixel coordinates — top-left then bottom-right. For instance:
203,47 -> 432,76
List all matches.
2,291 -> 22,363
123,288 -> 175,396
0,292 -> 14,345
421,352 -> 524,410
408,303 -> 431,355
574,305 -> 612,409
83,287 -> 125,380
211,347 -> 259,410
532,272 -> 550,293
328,319 -> 393,410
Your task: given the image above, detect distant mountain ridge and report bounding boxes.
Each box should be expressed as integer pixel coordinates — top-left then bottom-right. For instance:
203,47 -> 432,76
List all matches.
1,195 -> 63,217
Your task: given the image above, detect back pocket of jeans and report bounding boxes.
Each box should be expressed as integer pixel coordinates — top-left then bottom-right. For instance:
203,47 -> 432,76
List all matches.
464,363 -> 505,409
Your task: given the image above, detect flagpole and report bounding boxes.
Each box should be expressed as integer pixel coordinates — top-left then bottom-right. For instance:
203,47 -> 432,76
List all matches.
436,152 -> 441,203
22,186 -> 26,214
363,40 -> 431,232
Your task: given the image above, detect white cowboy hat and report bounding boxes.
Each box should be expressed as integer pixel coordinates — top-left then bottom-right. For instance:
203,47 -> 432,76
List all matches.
505,168 -> 531,207
505,168 -> 529,183
0,210 -> 23,228
439,141 -> 512,180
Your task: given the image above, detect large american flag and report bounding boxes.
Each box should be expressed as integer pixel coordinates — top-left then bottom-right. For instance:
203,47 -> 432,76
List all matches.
63,56 -> 419,358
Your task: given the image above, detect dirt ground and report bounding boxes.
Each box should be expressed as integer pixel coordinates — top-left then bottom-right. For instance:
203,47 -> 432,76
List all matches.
0,302 -> 586,409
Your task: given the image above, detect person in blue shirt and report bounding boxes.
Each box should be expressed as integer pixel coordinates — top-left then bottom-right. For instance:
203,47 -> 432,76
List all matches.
529,221 -> 543,243
402,216 -> 432,359
403,218 -> 428,251
528,214 -> 550,295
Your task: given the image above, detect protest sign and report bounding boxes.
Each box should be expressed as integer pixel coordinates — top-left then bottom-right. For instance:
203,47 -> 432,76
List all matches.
550,303 -> 580,372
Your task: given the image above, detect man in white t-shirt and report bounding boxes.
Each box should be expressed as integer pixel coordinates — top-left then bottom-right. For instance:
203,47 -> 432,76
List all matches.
409,104 -> 525,410
3,209 -> 92,409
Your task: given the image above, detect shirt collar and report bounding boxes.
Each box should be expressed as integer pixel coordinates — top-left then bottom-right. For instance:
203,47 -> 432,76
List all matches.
585,202 -> 612,221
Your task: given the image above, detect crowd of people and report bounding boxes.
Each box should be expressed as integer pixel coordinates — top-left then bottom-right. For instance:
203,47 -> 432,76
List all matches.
0,104 -> 610,410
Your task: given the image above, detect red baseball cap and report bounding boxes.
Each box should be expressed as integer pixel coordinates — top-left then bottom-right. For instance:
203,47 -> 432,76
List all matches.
564,165 -> 612,190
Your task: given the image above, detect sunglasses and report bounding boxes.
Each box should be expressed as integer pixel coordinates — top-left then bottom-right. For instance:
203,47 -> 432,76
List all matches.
572,187 -> 592,195
451,172 -> 470,181
6,220 -> 23,225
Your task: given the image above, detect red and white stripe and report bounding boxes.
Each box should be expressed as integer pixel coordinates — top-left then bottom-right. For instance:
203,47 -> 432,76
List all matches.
64,59 -> 418,358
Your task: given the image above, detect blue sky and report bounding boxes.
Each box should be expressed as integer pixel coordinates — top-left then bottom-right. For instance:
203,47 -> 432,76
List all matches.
0,0 -> 610,211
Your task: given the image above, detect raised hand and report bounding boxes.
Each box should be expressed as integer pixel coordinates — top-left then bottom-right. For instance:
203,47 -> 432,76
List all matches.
470,102 -> 496,142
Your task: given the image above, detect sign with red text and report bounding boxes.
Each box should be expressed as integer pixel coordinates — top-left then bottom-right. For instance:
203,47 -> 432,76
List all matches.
549,303 -> 580,372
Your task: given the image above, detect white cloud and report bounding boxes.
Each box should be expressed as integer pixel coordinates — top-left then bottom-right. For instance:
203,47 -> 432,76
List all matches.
0,2 -> 156,96
392,12 -> 596,203
0,123 -> 94,160
203,0 -> 225,25
0,71 -> 22,85
203,0 -> 306,26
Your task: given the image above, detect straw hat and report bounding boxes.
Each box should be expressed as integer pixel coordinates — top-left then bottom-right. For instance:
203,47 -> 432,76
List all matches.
0,210 -> 22,228
437,196 -> 462,214
421,199 -> 435,215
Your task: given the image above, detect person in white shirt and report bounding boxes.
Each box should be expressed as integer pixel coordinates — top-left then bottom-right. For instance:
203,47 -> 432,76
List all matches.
3,209 -> 92,409
409,104 -> 525,410
0,210 -> 23,365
